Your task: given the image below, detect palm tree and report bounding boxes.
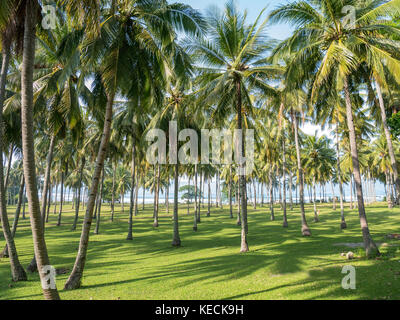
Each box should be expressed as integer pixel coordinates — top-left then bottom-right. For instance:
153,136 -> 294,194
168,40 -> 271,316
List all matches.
191,1 -> 282,252
19,0 -> 61,299
268,0 -> 400,256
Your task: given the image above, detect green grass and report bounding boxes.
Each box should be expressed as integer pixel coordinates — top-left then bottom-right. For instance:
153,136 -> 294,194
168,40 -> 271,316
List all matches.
1,201 -> 400,300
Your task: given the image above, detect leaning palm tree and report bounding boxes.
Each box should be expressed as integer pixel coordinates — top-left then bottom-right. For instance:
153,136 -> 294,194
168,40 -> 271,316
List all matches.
269,0 -> 400,256
0,2 -> 27,282
191,0 -> 282,252
64,0 -> 205,290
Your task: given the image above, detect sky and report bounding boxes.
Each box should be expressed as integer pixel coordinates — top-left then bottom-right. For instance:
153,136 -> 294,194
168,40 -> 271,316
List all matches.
179,0 -> 332,138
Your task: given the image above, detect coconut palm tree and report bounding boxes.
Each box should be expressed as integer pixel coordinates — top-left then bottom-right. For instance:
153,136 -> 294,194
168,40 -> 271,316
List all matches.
191,0 -> 282,252
268,0 -> 400,256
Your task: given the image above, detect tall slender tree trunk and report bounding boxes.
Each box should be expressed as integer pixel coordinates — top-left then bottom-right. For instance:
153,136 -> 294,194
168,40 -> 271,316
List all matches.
57,166 -> 65,226
94,167 -> 105,235
153,164 -> 160,227
4,144 -> 14,191
20,2 -> 59,297
236,80 -> 248,252
193,164 -> 198,231
45,182 -> 52,223
111,160 -> 116,221
269,169 -> 275,221
282,136 -> 288,228
291,110 -> 311,236
229,166 -> 233,218
172,163 -> 181,246
1,173 -> 25,258
64,87 -> 115,290
375,79 -> 400,204
134,169 -> 139,216
343,78 -> 379,257
289,173 -> 293,210
72,157 -> 85,231
237,182 -> 241,226
127,142 -> 136,240
207,175 -> 211,217
53,183 -> 58,215
312,176 -> 319,222
41,136 -> 56,227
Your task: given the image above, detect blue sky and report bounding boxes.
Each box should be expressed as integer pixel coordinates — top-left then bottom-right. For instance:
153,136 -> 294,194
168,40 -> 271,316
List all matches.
179,0 -> 293,40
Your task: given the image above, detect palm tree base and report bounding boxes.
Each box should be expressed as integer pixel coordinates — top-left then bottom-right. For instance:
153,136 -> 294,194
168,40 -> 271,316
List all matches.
193,226 -> 198,231
126,235 -> 133,241
302,225 -> 311,237
172,239 -> 181,247
153,222 -> 159,228
13,265 -> 27,282
282,221 -> 288,228
340,221 -> 347,229
27,257 -> 37,273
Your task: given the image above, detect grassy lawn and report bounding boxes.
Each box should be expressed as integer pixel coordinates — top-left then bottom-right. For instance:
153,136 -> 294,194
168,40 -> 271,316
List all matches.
0,201 -> 399,300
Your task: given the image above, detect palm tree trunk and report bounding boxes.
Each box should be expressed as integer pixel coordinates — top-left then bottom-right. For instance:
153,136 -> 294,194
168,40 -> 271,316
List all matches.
289,173 -> 293,210
236,79 -> 248,252
41,135 -> 56,227
4,144 -> 14,191
282,136 -> 288,227
207,175 -> 211,217
313,176 -> 319,222
172,163 -> 181,246
193,164 -> 198,231
57,167 -> 65,226
1,173 -> 24,258
229,166 -> 233,218
72,157 -> 85,231
291,109 -> 311,236
111,160 -> 116,221
134,169 -> 139,216
237,182 -> 241,226
53,183 -> 58,215
375,79 -> 400,204
343,78 -> 379,257
127,142 -> 136,240
153,164 -> 160,227
94,167 -> 105,235
45,182 -> 52,223
269,169 -> 275,221
20,1 -> 59,297
64,88 -> 115,290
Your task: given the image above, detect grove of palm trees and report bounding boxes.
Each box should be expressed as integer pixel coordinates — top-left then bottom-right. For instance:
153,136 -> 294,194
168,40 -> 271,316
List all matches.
1,0 -> 400,302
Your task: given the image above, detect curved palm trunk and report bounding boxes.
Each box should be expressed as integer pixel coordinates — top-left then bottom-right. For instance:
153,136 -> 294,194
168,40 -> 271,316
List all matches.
172,163 -> 181,246
282,137 -> 288,228
45,184 -> 52,223
0,33 -> 27,281
20,2 -> 59,297
2,174 -> 24,256
375,79 -> 400,204
72,157 -> 85,230
343,78 -> 379,257
94,167 -> 105,235
64,89 -> 114,290
291,110 -> 311,236
127,142 -> 136,240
